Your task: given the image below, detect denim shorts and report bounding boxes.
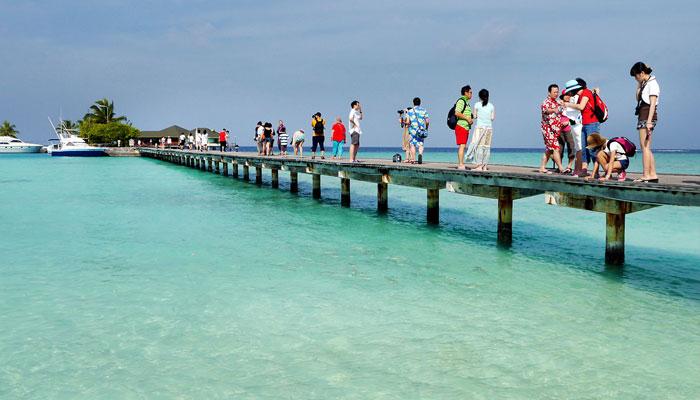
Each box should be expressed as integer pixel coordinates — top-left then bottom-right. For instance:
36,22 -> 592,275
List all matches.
619,159 -> 629,170
581,122 -> 600,162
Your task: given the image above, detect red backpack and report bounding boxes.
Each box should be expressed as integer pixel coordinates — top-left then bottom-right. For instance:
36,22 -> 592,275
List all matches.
607,137 -> 636,157
592,92 -> 609,123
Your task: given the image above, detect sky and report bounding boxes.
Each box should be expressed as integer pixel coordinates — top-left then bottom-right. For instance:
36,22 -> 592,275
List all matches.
1,0 -> 699,149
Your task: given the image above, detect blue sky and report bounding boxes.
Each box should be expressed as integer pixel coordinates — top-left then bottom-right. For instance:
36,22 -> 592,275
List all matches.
1,0 -> 698,148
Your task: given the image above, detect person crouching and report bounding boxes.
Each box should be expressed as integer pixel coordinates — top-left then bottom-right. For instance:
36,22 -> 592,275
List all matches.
585,133 -> 630,182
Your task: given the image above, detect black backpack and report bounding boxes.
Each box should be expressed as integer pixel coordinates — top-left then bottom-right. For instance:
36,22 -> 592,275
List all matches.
313,118 -> 325,134
447,98 -> 469,130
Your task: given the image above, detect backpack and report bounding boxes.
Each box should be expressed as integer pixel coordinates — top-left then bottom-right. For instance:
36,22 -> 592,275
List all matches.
313,118 -> 325,134
447,98 -> 469,130
392,153 -> 402,163
607,137 -> 636,157
592,92 -> 609,123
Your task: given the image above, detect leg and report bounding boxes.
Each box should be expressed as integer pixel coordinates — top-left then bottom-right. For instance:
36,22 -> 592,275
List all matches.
457,144 -> 466,168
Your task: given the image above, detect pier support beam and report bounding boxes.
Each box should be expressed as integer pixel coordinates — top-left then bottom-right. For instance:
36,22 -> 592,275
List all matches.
377,182 -> 388,212
271,168 -> 279,188
312,174 -> 321,199
427,188 -> 439,224
232,163 -> 239,178
497,187 -> 513,246
243,165 -> 250,181
605,213 -> 625,266
290,171 -> 299,193
341,178 -> 351,207
255,166 -> 262,185
222,161 -> 228,177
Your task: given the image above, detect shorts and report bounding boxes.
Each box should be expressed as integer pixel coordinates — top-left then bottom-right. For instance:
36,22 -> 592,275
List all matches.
571,123 -> 583,152
350,132 -> 360,145
558,130 -> 575,159
637,120 -> 657,130
619,159 -> 630,170
311,136 -> 325,152
581,123 -> 600,163
454,125 -> 469,145
410,133 -> 424,146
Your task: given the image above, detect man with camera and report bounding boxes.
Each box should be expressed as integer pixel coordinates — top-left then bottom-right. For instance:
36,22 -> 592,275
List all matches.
310,112 -> 326,159
406,97 -> 430,164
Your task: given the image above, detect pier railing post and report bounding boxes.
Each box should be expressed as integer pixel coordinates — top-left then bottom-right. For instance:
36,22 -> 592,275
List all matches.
255,166 -> 262,185
427,188 -> 439,224
605,213 -> 625,265
271,168 -> 279,188
377,182 -> 388,212
341,178 -> 351,207
498,187 -> 513,246
312,174 -> 321,199
243,164 -> 250,181
290,171 -> 299,193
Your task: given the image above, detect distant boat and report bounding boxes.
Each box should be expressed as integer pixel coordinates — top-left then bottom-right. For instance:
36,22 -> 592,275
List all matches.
0,136 -> 43,153
47,118 -> 105,157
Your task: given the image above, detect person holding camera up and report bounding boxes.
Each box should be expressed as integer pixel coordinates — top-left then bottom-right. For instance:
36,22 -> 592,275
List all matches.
406,97 -> 430,164
310,112 -> 326,159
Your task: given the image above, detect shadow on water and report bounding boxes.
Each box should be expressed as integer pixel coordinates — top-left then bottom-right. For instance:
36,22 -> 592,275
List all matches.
161,159 -> 700,302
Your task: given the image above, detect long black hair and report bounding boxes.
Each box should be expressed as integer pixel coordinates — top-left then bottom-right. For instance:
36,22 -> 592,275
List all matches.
478,89 -> 489,107
630,61 -> 653,76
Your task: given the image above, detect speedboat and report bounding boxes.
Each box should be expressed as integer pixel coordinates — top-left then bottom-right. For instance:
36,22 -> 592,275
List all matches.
0,136 -> 43,153
47,118 -> 106,157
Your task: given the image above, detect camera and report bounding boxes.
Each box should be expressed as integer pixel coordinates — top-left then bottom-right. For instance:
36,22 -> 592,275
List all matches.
397,110 -> 405,115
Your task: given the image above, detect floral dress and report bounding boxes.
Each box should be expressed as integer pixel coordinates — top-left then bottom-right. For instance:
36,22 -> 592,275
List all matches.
541,97 -> 563,151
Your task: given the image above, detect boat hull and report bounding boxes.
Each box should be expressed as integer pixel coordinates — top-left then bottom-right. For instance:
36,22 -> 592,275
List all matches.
0,145 -> 44,153
50,149 -> 106,157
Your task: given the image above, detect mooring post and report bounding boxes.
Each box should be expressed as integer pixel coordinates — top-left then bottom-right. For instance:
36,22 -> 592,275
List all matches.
222,161 -> 228,176
497,187 -> 514,246
290,171 -> 299,193
232,162 -> 239,178
255,166 -> 262,185
605,213 -> 625,265
243,165 -> 250,181
312,174 -> 321,199
341,178 -> 351,207
427,188 -> 439,224
271,168 -> 279,188
377,182 -> 388,212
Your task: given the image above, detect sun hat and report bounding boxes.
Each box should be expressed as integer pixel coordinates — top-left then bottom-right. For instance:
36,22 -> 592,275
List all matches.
565,79 -> 582,93
586,132 -> 606,149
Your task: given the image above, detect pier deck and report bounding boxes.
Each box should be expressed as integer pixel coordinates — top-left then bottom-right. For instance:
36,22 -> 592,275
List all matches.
140,148 -> 700,265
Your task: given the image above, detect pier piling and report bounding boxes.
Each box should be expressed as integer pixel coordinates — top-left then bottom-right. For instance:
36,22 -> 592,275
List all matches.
255,166 -> 263,185
498,187 -> 514,246
232,162 -> 239,178
243,165 -> 250,181
271,168 -> 279,188
207,157 -> 213,172
427,188 -> 439,224
377,183 -> 388,212
215,160 -> 220,174
222,161 -> 228,176
290,171 -> 299,193
312,174 -> 321,199
605,213 -> 625,265
341,178 -> 351,207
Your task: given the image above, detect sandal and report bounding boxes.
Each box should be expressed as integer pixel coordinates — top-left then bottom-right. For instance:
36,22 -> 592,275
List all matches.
562,168 -> 572,174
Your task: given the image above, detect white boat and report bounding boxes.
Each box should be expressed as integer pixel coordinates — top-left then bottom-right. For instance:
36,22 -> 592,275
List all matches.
47,118 -> 106,157
0,136 -> 43,153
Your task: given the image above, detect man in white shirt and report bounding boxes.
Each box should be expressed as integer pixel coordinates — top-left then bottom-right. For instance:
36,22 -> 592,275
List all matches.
348,100 -> 363,162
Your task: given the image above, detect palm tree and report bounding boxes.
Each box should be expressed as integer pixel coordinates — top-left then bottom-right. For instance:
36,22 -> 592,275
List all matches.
85,98 -> 126,124
61,120 -> 78,131
0,120 -> 19,137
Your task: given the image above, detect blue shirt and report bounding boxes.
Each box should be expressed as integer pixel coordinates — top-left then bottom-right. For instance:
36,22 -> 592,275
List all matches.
407,106 -> 429,136
474,102 -> 494,128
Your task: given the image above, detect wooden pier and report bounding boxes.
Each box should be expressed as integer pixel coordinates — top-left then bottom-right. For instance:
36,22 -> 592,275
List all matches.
140,148 -> 700,265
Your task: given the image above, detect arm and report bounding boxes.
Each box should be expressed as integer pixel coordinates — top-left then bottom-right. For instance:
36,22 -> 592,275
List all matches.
646,96 -> 658,133
601,150 -> 617,181
585,160 -> 600,181
491,106 -> 495,121
565,96 -> 588,111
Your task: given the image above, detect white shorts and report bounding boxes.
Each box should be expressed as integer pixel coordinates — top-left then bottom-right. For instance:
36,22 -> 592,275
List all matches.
572,124 -> 583,152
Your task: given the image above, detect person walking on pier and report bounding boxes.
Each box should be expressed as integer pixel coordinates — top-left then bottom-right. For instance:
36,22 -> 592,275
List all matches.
331,116 -> 346,159
406,97 -> 430,164
263,122 -> 274,156
584,133 -> 630,182
399,109 -> 411,162
348,100 -> 363,162
292,129 -> 305,156
187,133 -> 194,150
538,84 -> 566,174
219,129 -> 228,152
454,85 -> 473,170
311,112 -> 326,159
630,61 -> 660,183
466,89 -> 495,170
179,132 -> 186,149
277,120 -> 287,154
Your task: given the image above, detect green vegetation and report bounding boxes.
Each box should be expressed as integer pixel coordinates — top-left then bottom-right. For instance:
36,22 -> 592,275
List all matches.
78,98 -> 139,144
0,120 -> 19,137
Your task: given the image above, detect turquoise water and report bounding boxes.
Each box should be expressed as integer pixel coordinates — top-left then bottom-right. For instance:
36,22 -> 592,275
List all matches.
1,152 -> 699,399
